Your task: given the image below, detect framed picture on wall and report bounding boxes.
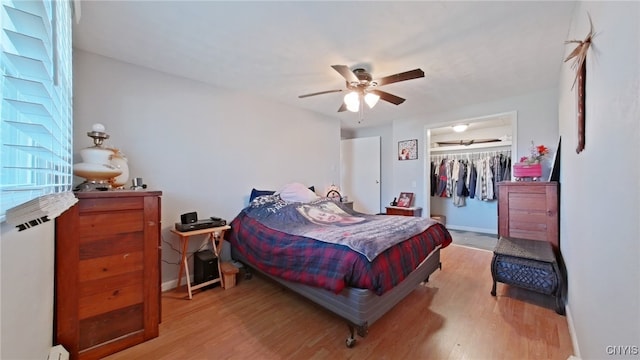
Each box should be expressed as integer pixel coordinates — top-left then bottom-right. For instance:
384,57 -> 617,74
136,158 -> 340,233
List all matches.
397,192 -> 414,208
398,139 -> 418,160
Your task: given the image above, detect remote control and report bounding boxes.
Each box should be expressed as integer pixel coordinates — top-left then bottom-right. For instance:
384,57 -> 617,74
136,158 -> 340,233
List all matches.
210,216 -> 222,221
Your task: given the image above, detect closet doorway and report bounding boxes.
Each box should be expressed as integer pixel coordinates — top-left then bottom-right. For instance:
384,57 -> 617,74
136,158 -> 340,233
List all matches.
425,112 -> 516,235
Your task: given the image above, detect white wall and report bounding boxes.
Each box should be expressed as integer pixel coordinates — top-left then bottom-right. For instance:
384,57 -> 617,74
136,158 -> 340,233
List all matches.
0,50 -> 341,359
73,50 -> 341,287
558,2 -> 640,358
353,88 -> 559,215
0,222 -> 56,360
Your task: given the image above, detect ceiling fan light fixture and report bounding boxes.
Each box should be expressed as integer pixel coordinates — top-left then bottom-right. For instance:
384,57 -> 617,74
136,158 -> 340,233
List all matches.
452,124 -> 469,133
344,91 -> 360,112
299,65 -> 425,114
364,92 -> 380,108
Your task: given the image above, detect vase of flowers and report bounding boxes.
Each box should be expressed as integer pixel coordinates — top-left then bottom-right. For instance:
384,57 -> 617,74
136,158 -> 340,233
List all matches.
513,142 -> 549,180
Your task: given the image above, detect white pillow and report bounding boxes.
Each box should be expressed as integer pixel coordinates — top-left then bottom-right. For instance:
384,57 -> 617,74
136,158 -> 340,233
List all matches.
277,182 -> 319,203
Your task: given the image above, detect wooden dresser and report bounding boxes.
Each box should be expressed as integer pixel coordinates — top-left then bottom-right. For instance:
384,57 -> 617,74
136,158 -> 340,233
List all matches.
55,190 -> 162,360
497,182 -> 559,252
385,206 -> 423,217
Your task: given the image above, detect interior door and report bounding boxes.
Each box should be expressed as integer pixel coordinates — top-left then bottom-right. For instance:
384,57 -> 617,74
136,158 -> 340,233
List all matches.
340,137 -> 381,214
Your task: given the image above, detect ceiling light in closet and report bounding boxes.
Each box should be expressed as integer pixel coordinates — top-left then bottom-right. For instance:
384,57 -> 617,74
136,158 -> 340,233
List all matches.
452,124 -> 469,133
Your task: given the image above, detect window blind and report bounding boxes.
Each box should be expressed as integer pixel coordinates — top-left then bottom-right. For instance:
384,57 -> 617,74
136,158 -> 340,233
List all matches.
1,0 -> 73,222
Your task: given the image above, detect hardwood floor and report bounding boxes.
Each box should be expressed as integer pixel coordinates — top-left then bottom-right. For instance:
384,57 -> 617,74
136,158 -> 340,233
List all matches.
104,244 -> 574,360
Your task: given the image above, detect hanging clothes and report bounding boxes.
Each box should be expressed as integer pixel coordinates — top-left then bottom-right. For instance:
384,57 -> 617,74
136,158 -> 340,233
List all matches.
430,149 -> 511,205
468,162 -> 478,199
453,160 -> 468,207
436,159 -> 448,197
445,160 -> 454,197
430,161 -> 438,196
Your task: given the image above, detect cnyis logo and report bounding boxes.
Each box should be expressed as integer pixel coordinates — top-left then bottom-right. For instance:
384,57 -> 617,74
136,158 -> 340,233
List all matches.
606,345 -> 639,356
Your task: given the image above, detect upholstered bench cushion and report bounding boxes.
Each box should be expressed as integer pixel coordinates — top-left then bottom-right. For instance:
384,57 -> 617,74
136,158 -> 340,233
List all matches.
493,236 -> 556,262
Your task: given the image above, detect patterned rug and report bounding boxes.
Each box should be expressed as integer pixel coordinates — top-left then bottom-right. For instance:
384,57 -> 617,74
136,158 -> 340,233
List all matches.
447,229 -> 498,252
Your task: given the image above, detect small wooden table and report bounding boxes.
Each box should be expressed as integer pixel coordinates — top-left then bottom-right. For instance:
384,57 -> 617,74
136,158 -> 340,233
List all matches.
385,206 -> 422,217
171,225 -> 230,299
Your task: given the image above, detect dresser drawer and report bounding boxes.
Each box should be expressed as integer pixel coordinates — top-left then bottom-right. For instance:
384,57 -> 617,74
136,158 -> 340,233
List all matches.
385,206 -> 422,217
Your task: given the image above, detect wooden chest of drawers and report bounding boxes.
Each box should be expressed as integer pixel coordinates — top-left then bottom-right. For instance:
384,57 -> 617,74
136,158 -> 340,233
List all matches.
55,190 -> 162,359
497,182 -> 559,252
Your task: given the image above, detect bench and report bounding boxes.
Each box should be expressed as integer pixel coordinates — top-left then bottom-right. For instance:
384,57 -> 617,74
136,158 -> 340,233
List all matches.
491,236 -> 565,315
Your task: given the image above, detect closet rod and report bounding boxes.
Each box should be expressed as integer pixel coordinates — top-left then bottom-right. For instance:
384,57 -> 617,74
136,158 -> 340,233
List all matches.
429,149 -> 511,158
429,140 -> 512,153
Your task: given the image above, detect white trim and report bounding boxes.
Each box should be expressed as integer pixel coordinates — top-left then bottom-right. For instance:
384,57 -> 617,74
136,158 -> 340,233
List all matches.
565,304 -> 581,359
445,224 -> 497,235
162,279 -> 182,292
73,0 -> 82,23
449,243 -> 493,253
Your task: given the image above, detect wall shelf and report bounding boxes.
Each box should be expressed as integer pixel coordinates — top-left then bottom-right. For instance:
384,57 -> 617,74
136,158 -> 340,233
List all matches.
430,140 -> 512,153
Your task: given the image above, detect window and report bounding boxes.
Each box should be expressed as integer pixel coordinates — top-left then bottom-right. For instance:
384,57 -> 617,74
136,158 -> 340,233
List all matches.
0,0 -> 73,222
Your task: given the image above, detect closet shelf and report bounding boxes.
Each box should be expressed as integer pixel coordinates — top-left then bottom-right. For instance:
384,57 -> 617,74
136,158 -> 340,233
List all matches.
430,140 -> 512,153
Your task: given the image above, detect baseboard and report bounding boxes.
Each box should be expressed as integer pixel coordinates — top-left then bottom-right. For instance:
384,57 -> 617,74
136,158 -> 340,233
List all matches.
445,224 -> 497,235
161,278 -> 182,292
566,303 -> 581,359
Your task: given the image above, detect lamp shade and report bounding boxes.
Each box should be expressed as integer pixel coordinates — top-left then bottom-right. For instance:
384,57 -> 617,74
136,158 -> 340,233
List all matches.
364,92 -> 380,108
344,91 -> 360,112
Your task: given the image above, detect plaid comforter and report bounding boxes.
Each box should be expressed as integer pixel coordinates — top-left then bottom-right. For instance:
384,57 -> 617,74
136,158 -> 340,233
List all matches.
227,209 -> 452,295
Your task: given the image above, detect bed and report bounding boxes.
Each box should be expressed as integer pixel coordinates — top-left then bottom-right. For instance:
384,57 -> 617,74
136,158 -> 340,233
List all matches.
227,189 -> 452,347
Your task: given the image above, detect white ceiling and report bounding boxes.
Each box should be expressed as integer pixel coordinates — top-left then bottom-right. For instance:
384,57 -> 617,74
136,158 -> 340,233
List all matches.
72,1 -> 577,130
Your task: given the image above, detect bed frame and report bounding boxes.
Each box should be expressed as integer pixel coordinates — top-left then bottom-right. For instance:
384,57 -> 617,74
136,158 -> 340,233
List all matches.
231,245 -> 442,348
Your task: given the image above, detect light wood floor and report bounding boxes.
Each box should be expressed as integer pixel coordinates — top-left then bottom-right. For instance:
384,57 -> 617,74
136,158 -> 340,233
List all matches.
105,244 -> 574,360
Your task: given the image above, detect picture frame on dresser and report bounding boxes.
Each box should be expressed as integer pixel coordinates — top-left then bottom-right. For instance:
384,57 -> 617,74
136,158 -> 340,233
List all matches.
397,192 -> 414,207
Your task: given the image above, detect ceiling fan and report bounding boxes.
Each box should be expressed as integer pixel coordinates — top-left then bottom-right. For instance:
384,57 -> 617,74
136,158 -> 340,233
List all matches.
298,65 -> 425,113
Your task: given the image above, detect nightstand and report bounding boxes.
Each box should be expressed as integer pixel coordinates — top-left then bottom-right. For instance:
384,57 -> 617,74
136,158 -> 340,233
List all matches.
171,225 -> 231,299
341,201 -> 354,210
385,206 -> 422,217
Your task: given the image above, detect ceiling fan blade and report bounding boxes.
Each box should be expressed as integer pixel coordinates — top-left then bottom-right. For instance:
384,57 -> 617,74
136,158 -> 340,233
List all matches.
337,103 -> 347,112
370,89 -> 406,105
374,68 -> 425,87
331,65 -> 359,83
298,89 -> 343,98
